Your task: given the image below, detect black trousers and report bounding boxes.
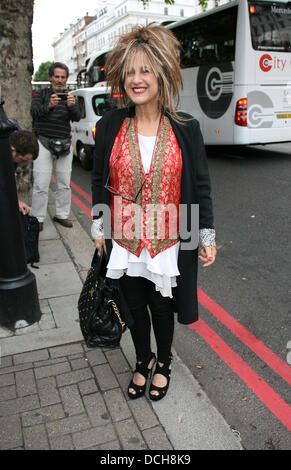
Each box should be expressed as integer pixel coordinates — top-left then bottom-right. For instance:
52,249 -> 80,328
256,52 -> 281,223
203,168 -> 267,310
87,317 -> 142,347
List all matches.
120,275 -> 174,364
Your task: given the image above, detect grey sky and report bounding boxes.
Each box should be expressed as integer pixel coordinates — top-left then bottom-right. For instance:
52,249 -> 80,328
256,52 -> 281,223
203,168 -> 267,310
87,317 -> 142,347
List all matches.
32,0 -> 98,71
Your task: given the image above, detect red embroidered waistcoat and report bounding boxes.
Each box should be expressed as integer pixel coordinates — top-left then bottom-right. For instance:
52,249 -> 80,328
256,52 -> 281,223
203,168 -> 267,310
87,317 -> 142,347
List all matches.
109,115 -> 182,258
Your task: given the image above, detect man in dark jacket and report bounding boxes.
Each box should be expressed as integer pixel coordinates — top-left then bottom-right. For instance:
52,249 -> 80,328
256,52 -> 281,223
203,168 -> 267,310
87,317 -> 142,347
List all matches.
30,62 -> 80,231
9,129 -> 39,215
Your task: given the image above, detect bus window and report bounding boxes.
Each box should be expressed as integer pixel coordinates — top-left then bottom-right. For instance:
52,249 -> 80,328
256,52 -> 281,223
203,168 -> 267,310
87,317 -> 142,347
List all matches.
92,93 -> 121,116
67,82 -> 77,91
173,6 -> 238,68
201,46 -> 217,64
248,1 -> 291,52
92,95 -> 112,116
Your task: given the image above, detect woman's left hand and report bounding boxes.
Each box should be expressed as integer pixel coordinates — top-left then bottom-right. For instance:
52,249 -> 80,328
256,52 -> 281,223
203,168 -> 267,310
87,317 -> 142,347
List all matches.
199,246 -> 217,267
18,199 -> 31,215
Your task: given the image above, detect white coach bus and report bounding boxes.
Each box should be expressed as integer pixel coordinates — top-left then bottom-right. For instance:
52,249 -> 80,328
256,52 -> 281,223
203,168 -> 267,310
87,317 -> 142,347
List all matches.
169,0 -> 291,145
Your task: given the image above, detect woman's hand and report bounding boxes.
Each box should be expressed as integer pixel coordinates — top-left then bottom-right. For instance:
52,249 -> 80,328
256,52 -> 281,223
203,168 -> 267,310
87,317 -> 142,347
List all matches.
93,237 -> 107,255
199,246 -> 216,268
18,199 -> 31,215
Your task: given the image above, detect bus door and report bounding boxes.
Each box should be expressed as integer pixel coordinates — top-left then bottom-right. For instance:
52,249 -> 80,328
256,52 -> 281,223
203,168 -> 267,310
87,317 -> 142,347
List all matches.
179,67 -> 204,126
247,1 -> 291,139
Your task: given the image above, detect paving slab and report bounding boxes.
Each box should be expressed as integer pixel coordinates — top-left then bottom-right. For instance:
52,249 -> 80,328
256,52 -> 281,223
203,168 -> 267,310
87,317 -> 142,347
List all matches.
48,294 -> 80,329
47,204 -> 94,272
34,262 -> 82,300
1,327 -> 83,357
38,240 -> 70,265
39,214 -> 59,241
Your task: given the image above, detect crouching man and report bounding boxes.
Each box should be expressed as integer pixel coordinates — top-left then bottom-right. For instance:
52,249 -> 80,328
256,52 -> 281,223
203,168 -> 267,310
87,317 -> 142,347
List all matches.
9,130 -> 39,216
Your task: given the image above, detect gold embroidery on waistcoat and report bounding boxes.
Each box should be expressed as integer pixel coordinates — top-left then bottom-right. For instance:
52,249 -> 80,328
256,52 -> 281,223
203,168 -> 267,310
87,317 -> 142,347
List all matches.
150,117 -> 173,254
112,118 -> 141,253
128,118 -> 143,205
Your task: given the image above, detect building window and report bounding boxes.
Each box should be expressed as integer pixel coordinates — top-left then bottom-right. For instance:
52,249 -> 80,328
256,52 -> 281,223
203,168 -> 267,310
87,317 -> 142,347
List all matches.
180,9 -> 184,17
164,8 -> 168,16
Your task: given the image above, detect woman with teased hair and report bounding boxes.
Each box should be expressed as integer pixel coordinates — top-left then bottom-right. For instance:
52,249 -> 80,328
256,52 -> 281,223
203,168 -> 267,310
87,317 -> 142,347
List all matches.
91,24 -> 216,401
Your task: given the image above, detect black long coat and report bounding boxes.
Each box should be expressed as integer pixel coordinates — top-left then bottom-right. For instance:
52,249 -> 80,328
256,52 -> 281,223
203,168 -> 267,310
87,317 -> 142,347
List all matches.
92,107 -> 214,325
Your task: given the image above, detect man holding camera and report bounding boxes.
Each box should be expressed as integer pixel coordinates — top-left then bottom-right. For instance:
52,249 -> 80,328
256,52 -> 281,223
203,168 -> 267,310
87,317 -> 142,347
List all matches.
31,62 -> 80,231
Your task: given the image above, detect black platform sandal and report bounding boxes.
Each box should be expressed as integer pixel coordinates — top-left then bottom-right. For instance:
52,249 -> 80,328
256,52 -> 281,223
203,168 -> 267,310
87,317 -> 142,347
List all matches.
149,354 -> 172,402
128,353 -> 156,400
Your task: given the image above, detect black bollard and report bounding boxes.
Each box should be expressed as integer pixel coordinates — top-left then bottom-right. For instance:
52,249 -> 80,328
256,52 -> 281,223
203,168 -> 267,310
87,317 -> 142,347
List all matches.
0,97 -> 41,329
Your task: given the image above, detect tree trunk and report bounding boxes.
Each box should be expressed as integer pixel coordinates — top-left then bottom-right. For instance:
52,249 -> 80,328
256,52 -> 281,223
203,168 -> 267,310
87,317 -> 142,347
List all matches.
0,0 -> 34,129
0,0 -> 34,191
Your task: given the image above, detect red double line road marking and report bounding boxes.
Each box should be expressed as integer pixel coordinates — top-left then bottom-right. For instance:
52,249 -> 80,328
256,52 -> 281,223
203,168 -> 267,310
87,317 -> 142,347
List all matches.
70,180 -> 92,219
69,177 -> 291,430
198,289 -> 291,387
70,180 -> 92,205
189,320 -> 291,431
71,193 -> 92,219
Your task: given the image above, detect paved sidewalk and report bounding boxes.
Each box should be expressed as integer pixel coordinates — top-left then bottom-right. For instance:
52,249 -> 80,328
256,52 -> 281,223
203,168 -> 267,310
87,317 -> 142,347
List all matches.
0,192 -> 242,451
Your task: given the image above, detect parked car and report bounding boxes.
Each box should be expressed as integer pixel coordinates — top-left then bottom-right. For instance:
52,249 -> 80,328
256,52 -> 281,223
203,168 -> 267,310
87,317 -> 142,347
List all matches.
71,85 -> 116,170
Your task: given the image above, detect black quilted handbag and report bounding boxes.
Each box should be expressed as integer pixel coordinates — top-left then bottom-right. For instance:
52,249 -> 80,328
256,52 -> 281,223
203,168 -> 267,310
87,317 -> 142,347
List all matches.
78,248 -> 126,349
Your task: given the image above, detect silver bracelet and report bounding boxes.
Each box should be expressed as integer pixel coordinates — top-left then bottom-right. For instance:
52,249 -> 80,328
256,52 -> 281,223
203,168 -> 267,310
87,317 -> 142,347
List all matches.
91,218 -> 104,239
199,228 -> 216,247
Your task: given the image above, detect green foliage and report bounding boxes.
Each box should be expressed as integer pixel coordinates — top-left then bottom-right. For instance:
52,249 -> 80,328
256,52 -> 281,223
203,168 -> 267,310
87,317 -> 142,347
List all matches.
139,0 -> 211,7
33,61 -> 53,81
140,0 -> 174,6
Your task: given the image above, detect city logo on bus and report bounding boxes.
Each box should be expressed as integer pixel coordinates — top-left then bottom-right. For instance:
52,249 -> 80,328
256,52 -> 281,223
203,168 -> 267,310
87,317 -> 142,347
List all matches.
248,91 -> 274,129
197,63 -> 234,119
259,54 -> 287,72
260,54 -> 272,72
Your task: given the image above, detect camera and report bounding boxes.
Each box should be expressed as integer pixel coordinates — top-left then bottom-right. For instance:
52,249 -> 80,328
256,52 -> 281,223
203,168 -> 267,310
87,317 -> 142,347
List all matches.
57,93 -> 68,101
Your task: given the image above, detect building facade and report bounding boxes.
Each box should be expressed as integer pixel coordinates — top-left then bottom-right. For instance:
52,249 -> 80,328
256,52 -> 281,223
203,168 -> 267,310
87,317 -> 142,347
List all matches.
72,15 -> 96,77
53,0 -> 232,78
53,25 -> 75,79
53,15 -> 96,80
86,0 -> 197,57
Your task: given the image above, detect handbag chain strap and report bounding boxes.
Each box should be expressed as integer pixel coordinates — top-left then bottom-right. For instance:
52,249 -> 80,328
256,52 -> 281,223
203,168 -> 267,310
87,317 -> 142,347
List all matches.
107,300 -> 126,329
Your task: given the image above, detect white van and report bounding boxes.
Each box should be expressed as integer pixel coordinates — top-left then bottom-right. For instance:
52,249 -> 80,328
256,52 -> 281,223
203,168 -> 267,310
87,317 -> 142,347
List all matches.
71,85 -> 114,170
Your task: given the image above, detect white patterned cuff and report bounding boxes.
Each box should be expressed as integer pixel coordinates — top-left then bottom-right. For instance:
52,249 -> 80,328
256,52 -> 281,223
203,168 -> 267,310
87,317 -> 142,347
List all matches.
91,218 -> 104,239
199,228 -> 216,247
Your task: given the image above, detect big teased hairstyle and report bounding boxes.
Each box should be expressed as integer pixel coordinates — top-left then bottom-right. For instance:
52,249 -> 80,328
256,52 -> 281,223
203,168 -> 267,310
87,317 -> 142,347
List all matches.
105,23 -> 183,121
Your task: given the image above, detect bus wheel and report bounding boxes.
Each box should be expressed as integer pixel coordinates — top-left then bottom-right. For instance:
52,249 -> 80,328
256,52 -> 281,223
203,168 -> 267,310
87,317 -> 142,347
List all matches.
78,144 -> 93,171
